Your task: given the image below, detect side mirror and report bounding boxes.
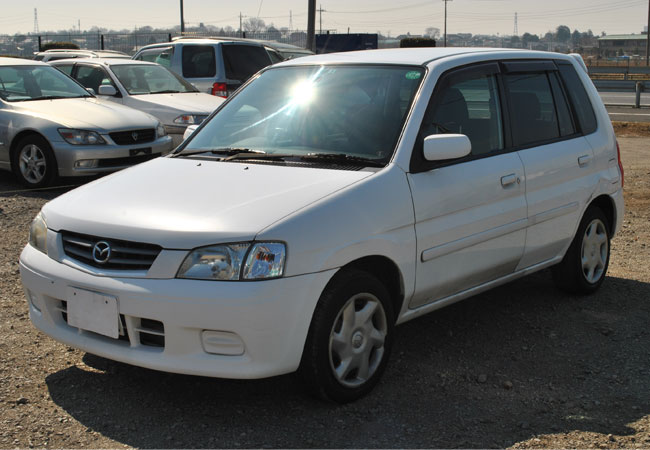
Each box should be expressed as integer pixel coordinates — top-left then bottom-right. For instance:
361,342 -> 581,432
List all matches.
85,87 -> 95,95
183,124 -> 199,141
423,134 -> 471,162
98,85 -> 118,96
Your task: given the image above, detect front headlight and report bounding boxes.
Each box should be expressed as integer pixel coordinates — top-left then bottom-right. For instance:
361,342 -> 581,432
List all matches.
173,114 -> 208,125
28,212 -> 47,254
177,242 -> 286,281
156,122 -> 167,137
58,128 -> 106,145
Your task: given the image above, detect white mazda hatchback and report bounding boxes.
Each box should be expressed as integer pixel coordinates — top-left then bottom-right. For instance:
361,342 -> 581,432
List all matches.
20,48 -> 624,402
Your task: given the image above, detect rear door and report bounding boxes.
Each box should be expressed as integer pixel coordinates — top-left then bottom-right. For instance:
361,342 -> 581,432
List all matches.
180,44 -> 218,94
503,61 -> 597,269
408,62 -> 528,308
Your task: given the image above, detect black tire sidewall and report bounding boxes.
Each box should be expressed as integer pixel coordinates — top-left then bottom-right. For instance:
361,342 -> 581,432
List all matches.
11,135 -> 57,188
557,206 -> 611,294
301,269 -> 395,403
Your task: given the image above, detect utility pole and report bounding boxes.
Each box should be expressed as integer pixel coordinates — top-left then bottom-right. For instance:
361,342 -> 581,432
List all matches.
290,10 -> 293,31
442,0 -> 452,47
180,0 -> 185,33
646,0 -> 650,65
239,12 -> 245,38
317,4 -> 326,34
307,0 -> 316,51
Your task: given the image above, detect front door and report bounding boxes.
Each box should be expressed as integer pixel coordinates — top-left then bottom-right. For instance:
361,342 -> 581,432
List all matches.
408,62 -> 527,308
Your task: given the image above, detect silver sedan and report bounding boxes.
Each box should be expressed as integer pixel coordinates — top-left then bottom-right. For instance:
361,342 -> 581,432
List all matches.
0,57 -> 173,187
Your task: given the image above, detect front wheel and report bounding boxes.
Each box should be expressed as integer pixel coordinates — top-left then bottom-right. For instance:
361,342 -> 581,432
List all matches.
300,269 -> 394,403
553,206 -> 611,294
11,135 -> 57,188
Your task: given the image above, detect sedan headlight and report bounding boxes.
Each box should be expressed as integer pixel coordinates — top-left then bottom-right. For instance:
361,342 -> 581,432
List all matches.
177,242 -> 286,281
58,128 -> 106,145
28,212 -> 47,254
174,114 -> 208,125
156,122 -> 167,137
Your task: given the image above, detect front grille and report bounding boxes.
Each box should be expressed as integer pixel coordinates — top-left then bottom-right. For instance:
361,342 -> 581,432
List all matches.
61,231 -> 162,270
97,152 -> 160,168
109,128 -> 155,145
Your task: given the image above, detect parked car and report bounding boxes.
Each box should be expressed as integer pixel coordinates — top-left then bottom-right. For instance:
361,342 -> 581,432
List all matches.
263,41 -> 314,60
50,59 -> 225,146
0,57 -> 173,187
34,49 -> 130,62
20,48 -> 623,403
132,38 -> 273,98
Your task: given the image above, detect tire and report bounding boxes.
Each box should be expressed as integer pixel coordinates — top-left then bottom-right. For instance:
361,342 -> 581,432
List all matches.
11,135 -> 57,188
552,206 -> 611,294
300,269 -> 394,403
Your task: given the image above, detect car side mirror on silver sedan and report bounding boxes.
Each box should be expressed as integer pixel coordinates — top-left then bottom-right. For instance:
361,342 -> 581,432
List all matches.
423,134 -> 471,162
98,85 -> 118,96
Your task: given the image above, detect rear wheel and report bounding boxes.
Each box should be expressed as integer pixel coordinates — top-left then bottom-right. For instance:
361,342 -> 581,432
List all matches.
300,269 -> 394,403
12,135 -> 57,188
553,206 -> 610,294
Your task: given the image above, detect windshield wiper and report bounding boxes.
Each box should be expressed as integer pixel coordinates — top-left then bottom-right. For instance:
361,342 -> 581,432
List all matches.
149,90 -> 183,94
173,147 -> 264,157
298,153 -> 386,167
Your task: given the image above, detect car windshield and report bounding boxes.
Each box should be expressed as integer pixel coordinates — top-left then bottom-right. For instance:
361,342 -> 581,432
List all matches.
110,64 -> 198,95
180,65 -> 424,164
0,65 -> 92,102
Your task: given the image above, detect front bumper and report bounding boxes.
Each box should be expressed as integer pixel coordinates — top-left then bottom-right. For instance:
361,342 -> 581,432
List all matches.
20,244 -> 335,379
52,135 -> 173,177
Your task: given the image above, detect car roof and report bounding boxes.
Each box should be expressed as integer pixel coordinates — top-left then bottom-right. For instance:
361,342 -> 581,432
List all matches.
50,57 -> 157,66
140,38 -> 264,49
275,48 -> 567,67
0,57 -> 49,66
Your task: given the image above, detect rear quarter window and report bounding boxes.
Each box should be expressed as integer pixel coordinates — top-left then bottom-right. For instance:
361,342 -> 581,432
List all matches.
222,45 -> 272,82
182,45 -> 216,78
557,63 -> 598,135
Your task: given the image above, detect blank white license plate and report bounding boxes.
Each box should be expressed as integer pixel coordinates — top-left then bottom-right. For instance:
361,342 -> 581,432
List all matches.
66,287 -> 119,339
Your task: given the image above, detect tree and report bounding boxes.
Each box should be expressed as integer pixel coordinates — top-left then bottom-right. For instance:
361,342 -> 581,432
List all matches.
424,27 -> 440,40
572,29 -> 581,47
521,32 -> 539,48
243,17 -> 266,32
556,25 -> 571,43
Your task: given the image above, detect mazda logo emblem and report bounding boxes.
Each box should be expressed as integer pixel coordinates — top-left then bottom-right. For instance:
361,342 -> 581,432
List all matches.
132,132 -> 139,142
92,241 -> 112,265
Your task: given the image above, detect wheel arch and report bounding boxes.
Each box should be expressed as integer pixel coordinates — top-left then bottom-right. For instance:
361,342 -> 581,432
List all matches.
9,130 -> 56,169
336,255 -> 406,323
587,194 -> 617,235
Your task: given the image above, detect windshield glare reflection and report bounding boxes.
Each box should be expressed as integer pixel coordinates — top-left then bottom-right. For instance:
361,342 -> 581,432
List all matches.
182,65 -> 424,164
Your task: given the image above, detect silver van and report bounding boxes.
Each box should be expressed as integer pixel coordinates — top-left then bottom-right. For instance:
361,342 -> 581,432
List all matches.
133,38 -> 273,98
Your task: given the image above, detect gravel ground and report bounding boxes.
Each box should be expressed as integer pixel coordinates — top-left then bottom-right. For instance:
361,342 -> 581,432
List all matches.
0,137 -> 648,449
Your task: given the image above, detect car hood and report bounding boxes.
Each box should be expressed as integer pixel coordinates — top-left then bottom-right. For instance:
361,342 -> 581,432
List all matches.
42,157 -> 373,249
127,93 -> 224,117
12,97 -> 158,131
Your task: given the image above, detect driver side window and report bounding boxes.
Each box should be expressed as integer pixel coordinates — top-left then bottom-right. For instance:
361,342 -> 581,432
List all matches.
421,66 -> 504,157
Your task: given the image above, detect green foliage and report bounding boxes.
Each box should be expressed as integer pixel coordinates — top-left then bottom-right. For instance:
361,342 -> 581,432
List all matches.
41,42 -> 80,51
400,37 -> 436,48
556,25 -> 571,43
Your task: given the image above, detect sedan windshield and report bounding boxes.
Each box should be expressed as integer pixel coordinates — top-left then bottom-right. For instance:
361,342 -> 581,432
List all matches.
0,65 -> 92,102
111,64 -> 198,95
180,65 -> 424,164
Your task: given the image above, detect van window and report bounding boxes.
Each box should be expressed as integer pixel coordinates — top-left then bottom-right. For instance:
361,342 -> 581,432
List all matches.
222,45 -> 271,82
182,45 -> 216,78
135,47 -> 174,69
422,70 -> 504,156
504,72 -> 560,147
557,63 -> 598,135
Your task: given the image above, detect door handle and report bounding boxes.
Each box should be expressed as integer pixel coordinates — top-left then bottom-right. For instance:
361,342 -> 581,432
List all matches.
578,154 -> 592,167
501,173 -> 517,187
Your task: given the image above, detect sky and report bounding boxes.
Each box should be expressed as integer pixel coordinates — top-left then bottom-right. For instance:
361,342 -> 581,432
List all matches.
0,0 -> 646,38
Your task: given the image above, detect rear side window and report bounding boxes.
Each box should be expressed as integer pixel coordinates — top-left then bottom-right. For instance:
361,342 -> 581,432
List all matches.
182,45 -> 216,78
557,64 -> 598,135
504,72 -> 560,147
548,72 -> 575,137
222,45 -> 271,82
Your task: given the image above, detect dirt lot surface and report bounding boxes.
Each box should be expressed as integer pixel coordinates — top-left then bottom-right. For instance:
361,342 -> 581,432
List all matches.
0,136 -> 648,449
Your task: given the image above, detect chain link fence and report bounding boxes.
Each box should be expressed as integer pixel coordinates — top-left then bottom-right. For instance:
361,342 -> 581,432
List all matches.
0,30 -> 310,58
